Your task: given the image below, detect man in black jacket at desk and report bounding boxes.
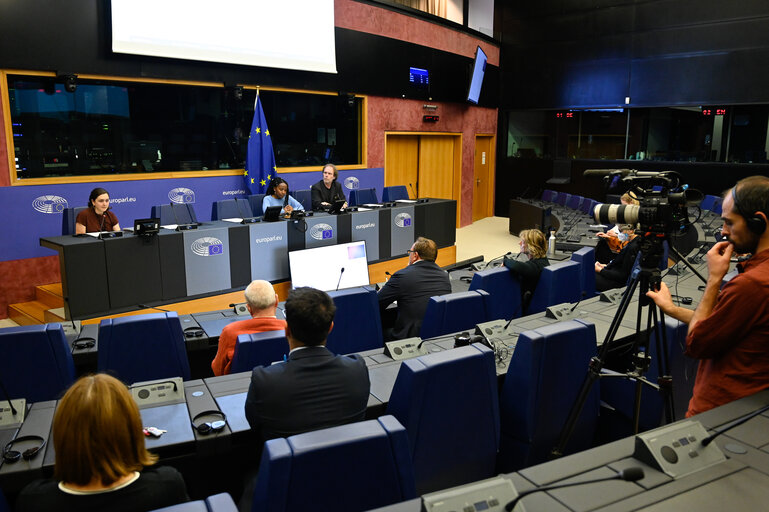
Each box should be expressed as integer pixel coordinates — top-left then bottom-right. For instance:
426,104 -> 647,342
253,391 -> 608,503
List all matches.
378,237 -> 452,340
244,287 -> 370,442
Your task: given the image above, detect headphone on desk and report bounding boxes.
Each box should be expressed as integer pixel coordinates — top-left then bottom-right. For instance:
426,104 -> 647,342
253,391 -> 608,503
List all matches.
731,187 -> 767,234
3,435 -> 46,463
191,410 -> 227,435
184,327 -> 205,339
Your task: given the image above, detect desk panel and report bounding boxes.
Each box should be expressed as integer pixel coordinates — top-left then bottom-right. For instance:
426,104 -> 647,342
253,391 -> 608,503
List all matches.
183,227 -> 232,296
104,233 -> 163,309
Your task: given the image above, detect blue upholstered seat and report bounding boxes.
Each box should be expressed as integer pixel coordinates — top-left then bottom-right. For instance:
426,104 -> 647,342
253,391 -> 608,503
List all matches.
0,323 -> 75,402
151,203 -> 198,225
555,192 -> 571,206
566,194 -> 584,210
419,290 -> 491,339
293,189 -> 312,211
247,194 -> 266,217
150,493 -> 237,512
570,246 -> 597,299
468,266 -> 523,321
700,194 -> 723,214
498,319 -> 599,471
231,330 -> 288,373
581,198 -> 599,216
61,206 -> 87,235
382,185 -> 409,201
527,260 -> 583,314
212,198 -> 253,220
326,287 -> 383,354
250,416 -> 416,512
98,312 -> 191,384
387,344 -> 499,494
349,188 -> 378,206
541,189 -> 558,203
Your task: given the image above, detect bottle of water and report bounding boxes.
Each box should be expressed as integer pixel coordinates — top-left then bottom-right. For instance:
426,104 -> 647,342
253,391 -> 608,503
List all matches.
548,230 -> 556,256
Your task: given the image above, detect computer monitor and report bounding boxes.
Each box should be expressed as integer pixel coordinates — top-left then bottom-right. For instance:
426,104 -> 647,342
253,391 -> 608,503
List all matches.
288,241 -> 370,292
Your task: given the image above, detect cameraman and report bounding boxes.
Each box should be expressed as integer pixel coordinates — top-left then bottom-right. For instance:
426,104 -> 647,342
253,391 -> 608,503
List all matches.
647,176 -> 769,417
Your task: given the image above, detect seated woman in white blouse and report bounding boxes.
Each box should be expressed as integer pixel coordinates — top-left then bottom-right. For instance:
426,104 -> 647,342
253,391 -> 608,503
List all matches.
262,177 -> 304,217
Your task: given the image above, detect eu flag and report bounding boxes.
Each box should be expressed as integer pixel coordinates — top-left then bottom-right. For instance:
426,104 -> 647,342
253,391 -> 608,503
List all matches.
244,94 -> 276,195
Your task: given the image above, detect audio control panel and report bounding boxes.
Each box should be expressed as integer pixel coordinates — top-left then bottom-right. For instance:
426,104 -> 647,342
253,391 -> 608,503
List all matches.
131,377 -> 185,407
384,337 -> 426,361
634,420 -> 726,478
422,476 -> 518,512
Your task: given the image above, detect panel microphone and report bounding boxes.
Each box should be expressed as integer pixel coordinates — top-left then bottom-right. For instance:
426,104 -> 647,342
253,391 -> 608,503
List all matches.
235,199 -> 259,224
701,403 -> 769,447
504,467 -> 644,511
170,202 -> 196,230
409,182 -> 417,199
335,267 -> 345,291
0,375 -> 18,417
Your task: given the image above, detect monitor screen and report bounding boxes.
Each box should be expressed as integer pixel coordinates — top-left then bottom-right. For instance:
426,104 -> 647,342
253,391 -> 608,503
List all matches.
289,241 -> 370,292
467,46 -> 488,104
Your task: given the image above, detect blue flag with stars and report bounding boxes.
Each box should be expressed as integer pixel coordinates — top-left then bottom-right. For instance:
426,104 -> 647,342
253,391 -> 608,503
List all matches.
244,94 -> 276,195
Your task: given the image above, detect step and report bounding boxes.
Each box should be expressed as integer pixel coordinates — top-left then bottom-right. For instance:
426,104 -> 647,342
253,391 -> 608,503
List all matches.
36,283 -> 64,309
7,301 -> 48,326
44,307 -> 66,324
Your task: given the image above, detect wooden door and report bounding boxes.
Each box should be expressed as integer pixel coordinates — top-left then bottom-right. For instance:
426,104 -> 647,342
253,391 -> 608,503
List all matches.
418,135 -> 455,200
385,135 -> 419,198
473,135 -> 493,221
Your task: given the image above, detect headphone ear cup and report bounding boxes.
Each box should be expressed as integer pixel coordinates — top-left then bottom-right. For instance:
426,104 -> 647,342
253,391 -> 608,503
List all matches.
747,215 -> 766,234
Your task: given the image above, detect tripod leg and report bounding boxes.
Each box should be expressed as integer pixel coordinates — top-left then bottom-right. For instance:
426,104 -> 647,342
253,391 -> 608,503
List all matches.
652,306 -> 676,424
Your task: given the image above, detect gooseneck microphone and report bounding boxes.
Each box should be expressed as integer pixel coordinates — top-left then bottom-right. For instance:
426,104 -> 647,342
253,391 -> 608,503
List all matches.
504,467 -> 644,511
485,251 -> 513,269
409,183 -> 417,199
336,267 -> 345,291
0,375 -> 18,417
701,403 -> 769,447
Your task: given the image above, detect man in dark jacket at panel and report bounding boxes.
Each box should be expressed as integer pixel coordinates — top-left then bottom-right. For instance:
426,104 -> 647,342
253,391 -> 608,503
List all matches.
378,236 -> 451,340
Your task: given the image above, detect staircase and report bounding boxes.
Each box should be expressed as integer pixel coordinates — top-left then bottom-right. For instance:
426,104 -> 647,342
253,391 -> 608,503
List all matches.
8,283 -> 65,325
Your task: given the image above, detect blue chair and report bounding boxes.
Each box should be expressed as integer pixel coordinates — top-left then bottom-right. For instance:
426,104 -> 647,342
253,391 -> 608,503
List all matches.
419,290 -> 491,339
469,266 -> 523,321
387,344 -> 499,494
151,203 -> 198,225
570,247 -> 597,299
212,198 -> 253,220
700,194 -> 722,212
498,319 -> 599,471
151,493 -> 237,512
293,189 -> 312,211
541,190 -> 557,203
382,185 -> 409,202
0,488 -> 9,512
247,194 -> 267,217
555,192 -> 571,206
230,330 -> 288,374
349,188 -> 378,206
566,194 -> 584,211
0,323 -> 75,402
98,312 -> 191,384
61,206 -> 86,235
327,287 -> 383,354
600,318 -> 691,434
527,260 -> 583,314
581,199 -> 600,216
251,415 -> 416,512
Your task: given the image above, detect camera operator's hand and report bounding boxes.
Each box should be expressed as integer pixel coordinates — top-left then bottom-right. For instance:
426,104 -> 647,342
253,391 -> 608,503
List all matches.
706,241 -> 733,281
647,282 -> 694,323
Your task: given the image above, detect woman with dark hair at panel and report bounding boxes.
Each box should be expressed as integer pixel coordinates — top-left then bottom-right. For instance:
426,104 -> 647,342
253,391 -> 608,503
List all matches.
595,225 -> 641,292
310,163 -> 347,211
262,177 -> 304,217
15,374 -> 189,512
503,228 -> 550,304
75,187 -> 121,234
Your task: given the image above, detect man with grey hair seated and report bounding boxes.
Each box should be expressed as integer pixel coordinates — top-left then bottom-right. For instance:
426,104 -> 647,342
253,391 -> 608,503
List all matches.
211,280 -> 286,376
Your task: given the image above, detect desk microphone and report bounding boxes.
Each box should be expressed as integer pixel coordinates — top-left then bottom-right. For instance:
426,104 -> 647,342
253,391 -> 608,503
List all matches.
504,467 -> 644,511
98,207 -> 110,236
336,267 -> 345,291
409,183 -> 417,199
0,374 -> 18,417
235,199 -> 258,224
485,251 -> 512,269
701,403 -> 769,447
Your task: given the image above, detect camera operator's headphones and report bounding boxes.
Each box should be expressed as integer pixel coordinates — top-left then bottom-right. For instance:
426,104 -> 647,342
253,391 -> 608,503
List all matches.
3,435 -> 46,463
731,186 -> 767,235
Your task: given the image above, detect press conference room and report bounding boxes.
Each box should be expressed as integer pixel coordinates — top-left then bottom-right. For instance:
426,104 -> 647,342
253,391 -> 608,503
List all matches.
2,0 -> 769,511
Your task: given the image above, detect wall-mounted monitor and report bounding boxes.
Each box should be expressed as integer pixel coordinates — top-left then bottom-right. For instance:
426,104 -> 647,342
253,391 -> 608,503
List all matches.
110,0 -> 337,73
288,241 -> 370,292
467,46 -> 488,105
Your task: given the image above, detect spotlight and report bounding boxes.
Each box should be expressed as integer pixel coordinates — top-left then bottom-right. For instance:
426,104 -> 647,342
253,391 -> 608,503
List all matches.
57,73 -> 77,93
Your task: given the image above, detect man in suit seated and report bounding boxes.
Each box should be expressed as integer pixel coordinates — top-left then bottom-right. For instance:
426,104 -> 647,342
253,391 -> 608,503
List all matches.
211,280 -> 286,376
244,287 -> 370,443
377,236 -> 452,340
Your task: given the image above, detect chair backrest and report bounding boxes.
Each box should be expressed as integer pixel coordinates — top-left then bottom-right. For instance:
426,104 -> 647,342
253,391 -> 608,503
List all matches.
600,317 -> 691,434
498,319 -> 599,471
541,189 -> 557,202
419,290 -> 491,339
700,194 -> 723,213
349,187 -> 378,206
62,206 -> 87,235
150,493 -> 237,512
527,260 -> 583,314
230,330 -> 288,374
570,246 -> 597,299
566,194 -> 584,211
581,199 -> 599,216
555,192 -> 571,206
0,323 -> 75,402
151,204 -> 197,225
468,267 -> 523,321
213,198 -> 252,220
382,185 -> 409,202
98,312 -> 191,384
293,189 -> 312,211
251,415 -> 416,512
326,287 -> 383,354
386,344 -> 499,494
247,194 -> 267,217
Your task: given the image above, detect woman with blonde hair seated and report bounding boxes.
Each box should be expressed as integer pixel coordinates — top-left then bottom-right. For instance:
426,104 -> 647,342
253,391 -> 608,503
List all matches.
16,374 -> 188,512
503,228 -> 551,308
